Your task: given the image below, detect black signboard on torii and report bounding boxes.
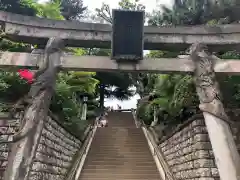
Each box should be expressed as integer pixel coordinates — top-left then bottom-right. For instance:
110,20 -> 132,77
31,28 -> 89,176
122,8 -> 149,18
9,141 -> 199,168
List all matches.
111,9 -> 144,62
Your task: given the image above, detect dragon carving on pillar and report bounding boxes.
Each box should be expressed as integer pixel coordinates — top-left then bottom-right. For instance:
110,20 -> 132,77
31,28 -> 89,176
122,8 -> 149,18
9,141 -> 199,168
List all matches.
4,37 -> 65,180
187,43 -> 230,123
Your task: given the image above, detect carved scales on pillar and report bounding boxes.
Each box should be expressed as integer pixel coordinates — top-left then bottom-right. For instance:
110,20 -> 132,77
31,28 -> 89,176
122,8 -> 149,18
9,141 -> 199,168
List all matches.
4,37 -> 65,180
188,43 -> 240,180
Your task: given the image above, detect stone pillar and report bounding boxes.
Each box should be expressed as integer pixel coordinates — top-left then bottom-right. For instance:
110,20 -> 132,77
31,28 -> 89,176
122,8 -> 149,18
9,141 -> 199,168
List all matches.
188,43 -> 240,180
151,106 -> 158,127
81,103 -> 87,121
4,37 -> 65,180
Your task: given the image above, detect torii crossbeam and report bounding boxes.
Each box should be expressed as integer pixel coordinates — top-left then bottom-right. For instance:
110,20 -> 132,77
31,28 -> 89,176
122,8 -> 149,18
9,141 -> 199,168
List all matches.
1,10 -> 240,51
1,51 -> 240,74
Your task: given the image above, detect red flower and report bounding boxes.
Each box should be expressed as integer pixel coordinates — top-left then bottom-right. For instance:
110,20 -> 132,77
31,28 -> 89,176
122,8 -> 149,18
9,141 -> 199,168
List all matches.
18,69 -> 34,84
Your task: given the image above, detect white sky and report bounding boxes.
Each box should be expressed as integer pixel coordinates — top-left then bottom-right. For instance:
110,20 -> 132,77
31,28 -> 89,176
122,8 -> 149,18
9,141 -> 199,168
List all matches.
39,0 -> 172,12
84,0 -> 172,12
83,0 -> 172,109
38,0 -> 172,109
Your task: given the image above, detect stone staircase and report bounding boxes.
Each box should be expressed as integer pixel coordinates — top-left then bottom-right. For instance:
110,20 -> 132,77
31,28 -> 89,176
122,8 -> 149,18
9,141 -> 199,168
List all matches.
79,112 -> 161,180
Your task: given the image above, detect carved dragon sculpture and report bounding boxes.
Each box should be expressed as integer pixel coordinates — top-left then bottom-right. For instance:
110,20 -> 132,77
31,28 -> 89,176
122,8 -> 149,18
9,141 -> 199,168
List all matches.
12,38 -> 64,142
187,43 -> 231,124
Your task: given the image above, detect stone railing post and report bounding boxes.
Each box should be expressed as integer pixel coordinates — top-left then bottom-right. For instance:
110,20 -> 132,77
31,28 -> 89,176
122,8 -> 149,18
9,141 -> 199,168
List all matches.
151,105 -> 158,127
4,37 -> 64,180
188,43 -> 240,180
81,102 -> 87,121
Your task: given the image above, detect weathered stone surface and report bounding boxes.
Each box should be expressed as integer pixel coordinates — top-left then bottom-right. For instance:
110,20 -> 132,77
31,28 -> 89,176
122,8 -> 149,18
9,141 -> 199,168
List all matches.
37,144 -> 72,162
211,168 -> 219,177
30,116 -> 82,180
2,51 -> 240,75
0,116 -> 19,180
45,117 -> 81,145
2,11 -> 240,51
193,159 -> 215,168
184,178 -> 216,180
2,111 -> 230,180
159,119 -> 220,180
175,168 -> 212,179
1,113 -> 83,180
29,171 -> 65,180
35,152 -> 71,168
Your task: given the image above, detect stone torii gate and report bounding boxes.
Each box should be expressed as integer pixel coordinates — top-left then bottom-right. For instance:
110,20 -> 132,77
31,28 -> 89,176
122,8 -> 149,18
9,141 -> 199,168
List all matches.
1,10 -> 240,180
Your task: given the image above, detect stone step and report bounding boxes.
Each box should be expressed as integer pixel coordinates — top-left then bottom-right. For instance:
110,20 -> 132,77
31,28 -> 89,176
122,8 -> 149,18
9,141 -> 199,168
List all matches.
82,169 -> 160,174
92,138 -> 146,141
83,164 -> 158,170
85,157 -> 155,162
92,140 -> 147,143
79,178 -> 160,180
88,149 -> 151,153
89,145 -> 150,148
79,173 -> 160,179
78,112 -> 161,180
84,159 -> 158,166
95,131 -> 143,134
87,150 -> 153,155
83,162 -> 157,166
87,150 -> 153,154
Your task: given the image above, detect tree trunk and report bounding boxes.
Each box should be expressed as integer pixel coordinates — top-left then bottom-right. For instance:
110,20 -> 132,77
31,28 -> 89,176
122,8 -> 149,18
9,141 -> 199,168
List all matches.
99,84 -> 105,109
189,43 -> 240,180
4,37 -> 64,180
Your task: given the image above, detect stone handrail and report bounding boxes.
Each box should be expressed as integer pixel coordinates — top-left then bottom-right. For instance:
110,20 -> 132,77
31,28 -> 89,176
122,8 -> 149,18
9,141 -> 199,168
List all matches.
131,110 -> 175,180
131,109 -> 142,128
142,126 -> 176,180
65,118 -> 98,180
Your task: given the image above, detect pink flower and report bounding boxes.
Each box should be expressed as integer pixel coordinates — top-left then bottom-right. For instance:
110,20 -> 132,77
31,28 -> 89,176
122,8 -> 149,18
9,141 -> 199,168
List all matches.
18,69 -> 34,84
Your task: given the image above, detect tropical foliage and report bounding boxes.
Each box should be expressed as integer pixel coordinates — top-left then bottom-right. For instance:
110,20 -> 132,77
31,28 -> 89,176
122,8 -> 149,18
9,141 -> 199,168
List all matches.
90,0 -> 145,108
0,0 -> 97,133
2,0 -> 240,132
137,0 -> 240,127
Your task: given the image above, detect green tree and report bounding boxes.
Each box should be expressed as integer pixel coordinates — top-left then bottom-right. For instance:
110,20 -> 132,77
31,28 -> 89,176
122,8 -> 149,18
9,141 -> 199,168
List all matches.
138,0 -> 240,126
0,0 -> 98,133
86,48 -> 134,108
96,0 -> 145,23
148,0 -> 240,26
0,0 -> 37,15
36,0 -> 64,20
93,0 -> 146,108
0,0 -> 39,52
59,0 -> 87,20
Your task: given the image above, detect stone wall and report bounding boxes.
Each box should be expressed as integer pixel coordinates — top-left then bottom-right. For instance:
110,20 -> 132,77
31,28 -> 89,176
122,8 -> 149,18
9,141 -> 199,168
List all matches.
0,113 -> 87,180
0,115 -> 19,180
158,118 -> 220,180
29,116 -> 82,180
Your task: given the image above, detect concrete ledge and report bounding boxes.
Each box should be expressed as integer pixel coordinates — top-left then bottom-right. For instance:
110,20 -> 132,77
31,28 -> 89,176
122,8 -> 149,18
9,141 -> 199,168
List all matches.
1,52 -> 240,74
2,11 -> 240,51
